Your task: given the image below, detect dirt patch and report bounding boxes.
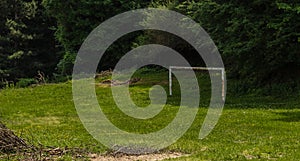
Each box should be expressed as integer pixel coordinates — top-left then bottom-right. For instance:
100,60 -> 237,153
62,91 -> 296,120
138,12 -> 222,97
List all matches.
90,152 -> 189,161
96,78 -> 141,87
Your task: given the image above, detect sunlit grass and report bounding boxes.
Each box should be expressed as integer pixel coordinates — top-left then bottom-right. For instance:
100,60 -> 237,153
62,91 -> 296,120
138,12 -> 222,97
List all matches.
0,70 -> 299,160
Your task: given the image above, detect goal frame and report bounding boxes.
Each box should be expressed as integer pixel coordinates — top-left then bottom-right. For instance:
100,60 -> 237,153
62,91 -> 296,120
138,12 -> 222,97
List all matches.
169,66 -> 225,101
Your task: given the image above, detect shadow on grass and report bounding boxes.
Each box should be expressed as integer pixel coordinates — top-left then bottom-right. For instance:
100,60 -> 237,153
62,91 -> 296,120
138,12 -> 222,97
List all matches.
273,111 -> 300,122
224,97 -> 300,109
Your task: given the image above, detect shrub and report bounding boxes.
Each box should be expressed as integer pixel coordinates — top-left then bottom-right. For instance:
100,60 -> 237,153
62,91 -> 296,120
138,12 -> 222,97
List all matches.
16,78 -> 37,88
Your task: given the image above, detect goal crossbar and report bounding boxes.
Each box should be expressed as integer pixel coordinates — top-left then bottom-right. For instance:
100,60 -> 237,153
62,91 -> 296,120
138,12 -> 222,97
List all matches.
169,66 -> 225,101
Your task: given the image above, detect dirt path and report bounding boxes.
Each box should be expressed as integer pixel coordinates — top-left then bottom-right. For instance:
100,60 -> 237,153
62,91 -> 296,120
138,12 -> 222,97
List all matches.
90,152 -> 189,161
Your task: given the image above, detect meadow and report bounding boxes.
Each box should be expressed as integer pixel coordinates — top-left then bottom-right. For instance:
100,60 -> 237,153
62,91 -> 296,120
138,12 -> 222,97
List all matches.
0,70 -> 300,160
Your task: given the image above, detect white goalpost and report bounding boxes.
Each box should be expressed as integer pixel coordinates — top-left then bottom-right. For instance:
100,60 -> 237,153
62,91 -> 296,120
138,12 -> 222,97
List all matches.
169,66 -> 225,101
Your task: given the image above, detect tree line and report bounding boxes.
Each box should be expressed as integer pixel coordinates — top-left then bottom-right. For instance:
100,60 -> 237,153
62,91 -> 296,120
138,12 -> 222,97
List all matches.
0,0 -> 299,94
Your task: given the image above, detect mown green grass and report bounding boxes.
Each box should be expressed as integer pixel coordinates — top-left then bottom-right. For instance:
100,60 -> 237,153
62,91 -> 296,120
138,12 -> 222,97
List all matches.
0,70 -> 300,160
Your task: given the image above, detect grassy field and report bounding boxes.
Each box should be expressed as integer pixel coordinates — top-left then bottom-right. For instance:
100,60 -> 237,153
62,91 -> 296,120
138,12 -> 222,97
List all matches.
0,70 -> 300,160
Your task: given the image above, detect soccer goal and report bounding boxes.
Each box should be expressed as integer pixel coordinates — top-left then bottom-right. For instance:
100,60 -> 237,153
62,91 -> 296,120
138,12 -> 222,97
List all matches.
169,66 -> 225,101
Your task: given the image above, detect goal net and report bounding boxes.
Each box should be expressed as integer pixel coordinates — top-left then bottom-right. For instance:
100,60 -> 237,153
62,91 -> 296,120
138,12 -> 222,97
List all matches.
169,66 -> 225,101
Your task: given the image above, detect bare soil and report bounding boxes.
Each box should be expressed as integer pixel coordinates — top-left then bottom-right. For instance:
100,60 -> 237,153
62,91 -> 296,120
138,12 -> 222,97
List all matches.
89,152 -> 189,161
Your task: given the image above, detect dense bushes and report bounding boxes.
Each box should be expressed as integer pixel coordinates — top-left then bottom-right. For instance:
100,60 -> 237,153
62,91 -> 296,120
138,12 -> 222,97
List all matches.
0,0 -> 60,82
1,0 -> 299,95
182,0 -> 300,87
42,0 -> 150,75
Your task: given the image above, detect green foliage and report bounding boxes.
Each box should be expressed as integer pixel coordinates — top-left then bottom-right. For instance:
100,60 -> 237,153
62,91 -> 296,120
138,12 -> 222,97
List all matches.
0,0 -> 60,83
134,66 -> 166,74
51,73 -> 71,83
1,0 -> 299,94
182,0 -> 300,88
16,78 -> 37,88
133,0 -> 300,93
42,0 -> 150,75
260,82 -> 300,97
56,52 -> 76,76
